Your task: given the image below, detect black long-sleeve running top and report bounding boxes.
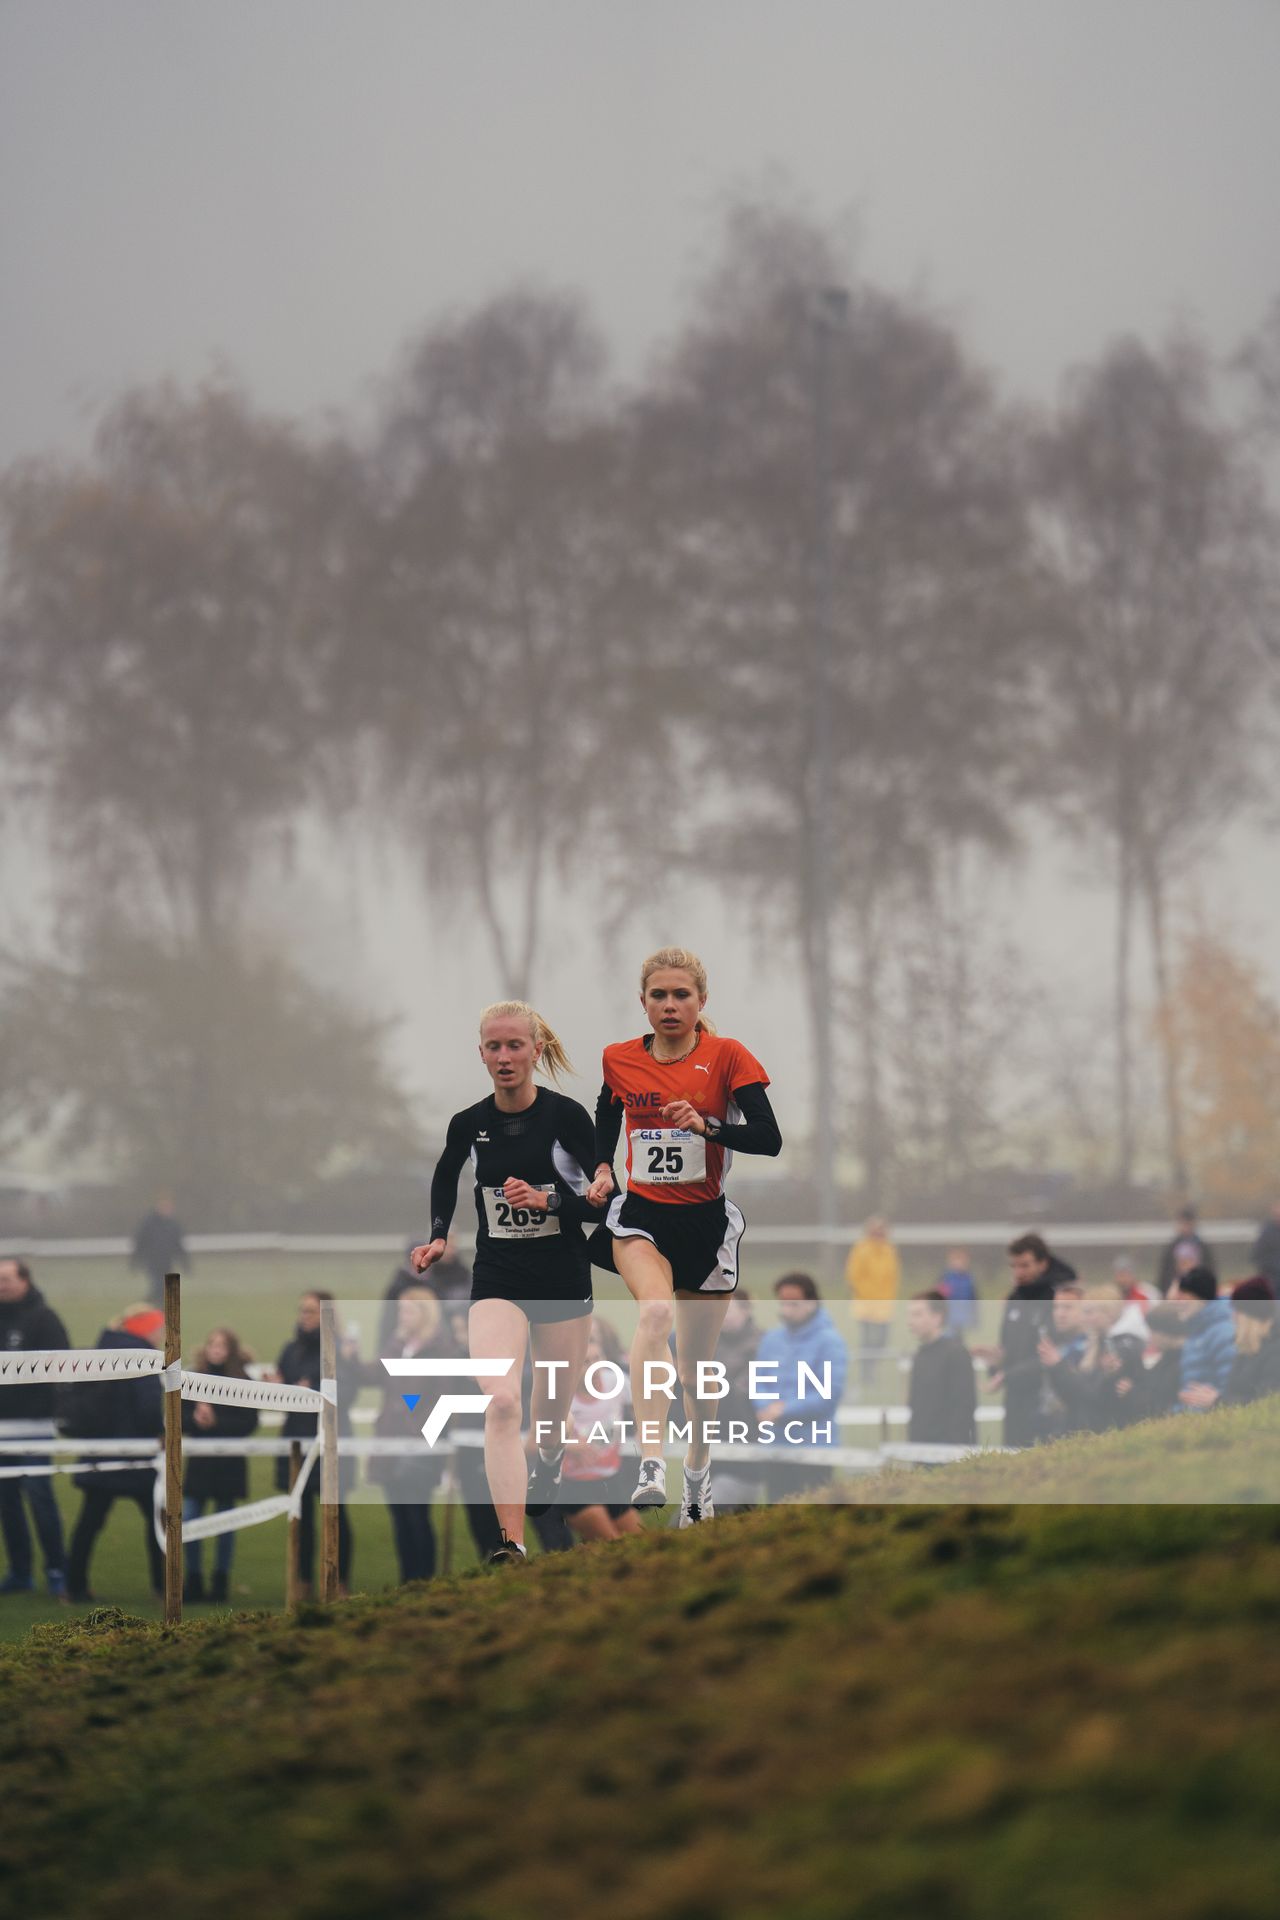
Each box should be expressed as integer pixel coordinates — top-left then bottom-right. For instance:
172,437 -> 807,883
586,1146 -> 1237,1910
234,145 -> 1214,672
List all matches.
428,1087 -> 603,1283
594,1078 -> 782,1167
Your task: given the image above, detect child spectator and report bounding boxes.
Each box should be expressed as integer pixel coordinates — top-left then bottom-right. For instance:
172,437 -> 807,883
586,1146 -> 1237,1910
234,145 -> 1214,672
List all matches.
182,1327 -> 259,1604
937,1248 -> 978,1335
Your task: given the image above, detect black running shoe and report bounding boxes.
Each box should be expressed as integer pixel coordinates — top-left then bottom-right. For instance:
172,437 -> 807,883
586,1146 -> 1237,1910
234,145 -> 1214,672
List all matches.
488,1531 -> 528,1566
525,1447 -> 565,1517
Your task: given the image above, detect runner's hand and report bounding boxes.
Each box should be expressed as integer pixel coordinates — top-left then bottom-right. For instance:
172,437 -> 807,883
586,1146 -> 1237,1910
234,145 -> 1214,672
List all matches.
587,1165 -> 615,1206
661,1100 -> 705,1133
411,1239 -> 447,1272
503,1179 -> 549,1213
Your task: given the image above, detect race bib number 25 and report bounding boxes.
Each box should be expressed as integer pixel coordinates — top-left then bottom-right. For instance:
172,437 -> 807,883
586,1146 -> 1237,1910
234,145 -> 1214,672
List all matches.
631,1128 -> 707,1186
482,1186 -> 560,1239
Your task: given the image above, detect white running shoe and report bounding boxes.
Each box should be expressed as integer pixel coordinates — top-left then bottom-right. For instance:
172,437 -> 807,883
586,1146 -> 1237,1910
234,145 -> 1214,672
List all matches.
632,1457 -> 668,1507
678,1467 -> 714,1527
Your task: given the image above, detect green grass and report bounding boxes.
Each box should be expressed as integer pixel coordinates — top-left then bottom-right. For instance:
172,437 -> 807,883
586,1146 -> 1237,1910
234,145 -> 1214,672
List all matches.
3,1403 -> 1280,1918
0,1459 -> 489,1641
848,1397 -> 1280,1504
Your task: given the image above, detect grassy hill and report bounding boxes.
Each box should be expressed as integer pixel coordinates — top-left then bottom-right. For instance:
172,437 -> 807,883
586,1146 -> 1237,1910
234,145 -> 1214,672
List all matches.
5,1404 -> 1280,1919
853,1396 -> 1280,1504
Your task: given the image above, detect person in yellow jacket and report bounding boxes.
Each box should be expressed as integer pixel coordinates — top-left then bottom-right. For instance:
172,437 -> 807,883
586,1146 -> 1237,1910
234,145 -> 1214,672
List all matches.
845,1216 -> 901,1398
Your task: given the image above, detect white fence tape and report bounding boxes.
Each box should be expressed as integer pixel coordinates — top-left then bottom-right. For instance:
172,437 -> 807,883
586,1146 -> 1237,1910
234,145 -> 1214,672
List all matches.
0,1348 -> 162,1382
179,1494 -> 294,1543
179,1371 -> 323,1414
0,1459 -> 153,1480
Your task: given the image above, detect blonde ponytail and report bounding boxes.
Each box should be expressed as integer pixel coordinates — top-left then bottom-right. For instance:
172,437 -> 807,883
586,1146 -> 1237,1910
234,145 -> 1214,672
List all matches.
478,1001 -> 575,1084
639,947 -> 717,1033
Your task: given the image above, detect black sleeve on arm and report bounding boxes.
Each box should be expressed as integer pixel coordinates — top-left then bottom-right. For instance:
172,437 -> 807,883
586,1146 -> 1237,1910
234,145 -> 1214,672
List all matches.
594,1082 -> 623,1170
551,1098 -> 610,1224
428,1112 -> 473,1242
717,1081 -> 783,1156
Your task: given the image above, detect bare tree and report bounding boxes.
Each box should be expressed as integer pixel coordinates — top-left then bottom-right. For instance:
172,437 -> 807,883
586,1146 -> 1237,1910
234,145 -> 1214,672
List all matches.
0,380 -> 357,947
638,200 -> 1035,1200
1033,334 -> 1271,1192
0,381 -> 387,1213
353,291 -> 670,998
885,859 -> 1035,1198
0,920 -> 418,1223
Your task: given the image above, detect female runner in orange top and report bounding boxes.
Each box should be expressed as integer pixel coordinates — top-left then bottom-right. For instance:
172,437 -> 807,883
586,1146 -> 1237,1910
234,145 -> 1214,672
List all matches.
586,946 -> 782,1524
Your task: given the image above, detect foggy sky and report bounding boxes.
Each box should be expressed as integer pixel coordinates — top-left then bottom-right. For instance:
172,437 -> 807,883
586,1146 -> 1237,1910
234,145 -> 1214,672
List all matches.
2,0 -> 1279,1164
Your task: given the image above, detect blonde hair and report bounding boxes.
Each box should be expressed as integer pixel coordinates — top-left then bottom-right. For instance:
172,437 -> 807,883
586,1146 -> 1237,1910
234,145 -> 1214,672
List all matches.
479,1001 -> 574,1084
639,947 -> 716,1034
395,1287 -> 442,1344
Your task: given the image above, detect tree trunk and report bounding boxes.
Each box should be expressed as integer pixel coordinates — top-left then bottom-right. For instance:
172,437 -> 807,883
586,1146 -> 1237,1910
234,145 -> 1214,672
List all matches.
1144,853 -> 1190,1197
1114,830 -> 1135,1190
855,891 -> 887,1205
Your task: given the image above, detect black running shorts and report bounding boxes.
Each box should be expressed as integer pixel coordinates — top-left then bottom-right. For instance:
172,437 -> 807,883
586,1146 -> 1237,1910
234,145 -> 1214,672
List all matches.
469,1264 -> 592,1324
589,1190 -> 745,1295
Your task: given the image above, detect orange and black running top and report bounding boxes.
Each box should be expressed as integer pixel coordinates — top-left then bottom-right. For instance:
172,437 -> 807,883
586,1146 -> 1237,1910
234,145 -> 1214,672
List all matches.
594,1031 -> 781,1205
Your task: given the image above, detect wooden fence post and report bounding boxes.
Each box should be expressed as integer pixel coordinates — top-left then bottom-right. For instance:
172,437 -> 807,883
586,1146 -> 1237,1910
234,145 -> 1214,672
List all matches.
319,1301 -> 340,1603
286,1439 -> 302,1610
163,1271 -> 183,1626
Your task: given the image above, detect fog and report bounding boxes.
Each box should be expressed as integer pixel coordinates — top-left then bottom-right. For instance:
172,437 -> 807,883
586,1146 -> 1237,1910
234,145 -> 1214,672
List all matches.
2,1 -> 1278,1222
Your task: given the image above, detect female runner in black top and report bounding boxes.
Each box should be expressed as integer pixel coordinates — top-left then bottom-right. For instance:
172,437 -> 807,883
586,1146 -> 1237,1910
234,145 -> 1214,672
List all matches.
411,1001 -> 602,1563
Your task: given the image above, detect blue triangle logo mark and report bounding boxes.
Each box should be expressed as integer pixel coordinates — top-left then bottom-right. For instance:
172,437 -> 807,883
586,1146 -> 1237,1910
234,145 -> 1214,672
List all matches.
402,1394 -> 421,1412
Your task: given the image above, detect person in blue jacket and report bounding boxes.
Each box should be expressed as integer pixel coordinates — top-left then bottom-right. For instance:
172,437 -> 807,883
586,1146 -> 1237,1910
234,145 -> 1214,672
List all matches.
754,1273 -> 848,1496
937,1247 -> 978,1335
1173,1268 -> 1236,1410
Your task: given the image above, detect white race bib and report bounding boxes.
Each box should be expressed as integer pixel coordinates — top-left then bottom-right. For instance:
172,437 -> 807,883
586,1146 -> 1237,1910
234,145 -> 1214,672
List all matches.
631,1128 -> 707,1186
482,1186 -> 560,1240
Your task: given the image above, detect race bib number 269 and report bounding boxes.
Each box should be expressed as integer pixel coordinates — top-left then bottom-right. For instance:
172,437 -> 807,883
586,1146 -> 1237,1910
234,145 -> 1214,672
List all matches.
482,1186 -> 560,1239
631,1128 -> 707,1186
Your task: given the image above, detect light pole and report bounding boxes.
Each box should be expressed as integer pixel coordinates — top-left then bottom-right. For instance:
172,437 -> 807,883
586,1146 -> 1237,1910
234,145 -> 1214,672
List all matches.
810,286 -> 848,1290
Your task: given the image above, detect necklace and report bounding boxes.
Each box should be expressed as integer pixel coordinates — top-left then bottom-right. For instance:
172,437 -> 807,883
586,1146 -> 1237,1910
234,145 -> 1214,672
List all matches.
651,1035 -> 699,1066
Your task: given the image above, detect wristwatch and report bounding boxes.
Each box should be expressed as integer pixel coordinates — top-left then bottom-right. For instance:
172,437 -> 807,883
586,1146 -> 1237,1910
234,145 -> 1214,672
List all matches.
703,1115 -> 722,1140
545,1191 -> 563,1215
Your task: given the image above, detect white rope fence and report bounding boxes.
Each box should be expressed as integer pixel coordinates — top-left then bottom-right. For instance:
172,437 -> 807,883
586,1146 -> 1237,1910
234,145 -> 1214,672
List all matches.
2,1277 -> 1014,1609
0,1277 -> 344,1619
0,1348 -> 165,1384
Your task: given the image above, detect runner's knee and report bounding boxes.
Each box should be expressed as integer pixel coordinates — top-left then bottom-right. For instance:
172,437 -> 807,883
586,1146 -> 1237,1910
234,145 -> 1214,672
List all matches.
637,1298 -> 675,1344
484,1386 -> 522,1431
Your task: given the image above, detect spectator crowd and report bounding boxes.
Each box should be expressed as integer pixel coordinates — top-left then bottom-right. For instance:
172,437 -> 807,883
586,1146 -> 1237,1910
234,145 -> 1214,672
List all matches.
3,1195 -> 1279,1606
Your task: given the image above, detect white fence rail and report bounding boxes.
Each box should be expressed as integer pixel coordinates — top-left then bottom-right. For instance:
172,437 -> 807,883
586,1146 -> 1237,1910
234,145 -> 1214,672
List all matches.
1,1220 -> 1264,1259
